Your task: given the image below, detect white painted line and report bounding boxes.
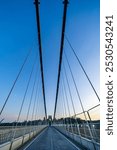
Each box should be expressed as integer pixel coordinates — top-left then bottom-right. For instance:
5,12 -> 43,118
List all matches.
50,133 -> 54,150
23,127 -> 48,150
54,128 -> 81,150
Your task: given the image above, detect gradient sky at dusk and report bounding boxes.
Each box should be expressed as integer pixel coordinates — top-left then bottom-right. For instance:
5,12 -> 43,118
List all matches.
0,0 -> 100,121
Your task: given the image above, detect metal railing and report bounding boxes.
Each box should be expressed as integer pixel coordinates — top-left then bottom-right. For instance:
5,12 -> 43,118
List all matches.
53,104 -> 100,143
0,125 -> 44,144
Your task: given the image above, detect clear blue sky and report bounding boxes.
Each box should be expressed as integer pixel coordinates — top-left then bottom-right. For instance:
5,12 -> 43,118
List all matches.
0,0 -> 100,121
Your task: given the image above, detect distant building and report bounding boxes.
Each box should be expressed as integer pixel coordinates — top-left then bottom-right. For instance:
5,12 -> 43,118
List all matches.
48,115 -> 52,126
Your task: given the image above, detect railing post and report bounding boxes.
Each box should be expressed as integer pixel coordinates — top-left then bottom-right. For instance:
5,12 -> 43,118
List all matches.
87,111 -> 98,142
86,111 -> 97,150
74,115 -> 82,145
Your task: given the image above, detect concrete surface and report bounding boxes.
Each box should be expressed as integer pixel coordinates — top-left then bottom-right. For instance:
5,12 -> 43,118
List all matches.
21,127 -> 80,150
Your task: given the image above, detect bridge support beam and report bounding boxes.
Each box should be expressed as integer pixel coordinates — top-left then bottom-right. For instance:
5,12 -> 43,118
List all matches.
34,0 -> 47,120
54,0 -> 69,120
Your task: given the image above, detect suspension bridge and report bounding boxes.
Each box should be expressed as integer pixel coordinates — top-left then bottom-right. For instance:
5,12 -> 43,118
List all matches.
0,0 -> 100,150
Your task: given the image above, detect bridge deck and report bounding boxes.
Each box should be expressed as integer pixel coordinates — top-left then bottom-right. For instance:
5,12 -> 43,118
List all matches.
21,127 -> 80,150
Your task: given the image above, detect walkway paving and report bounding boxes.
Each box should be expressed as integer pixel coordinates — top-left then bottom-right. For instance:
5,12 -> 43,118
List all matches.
22,127 -> 80,150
